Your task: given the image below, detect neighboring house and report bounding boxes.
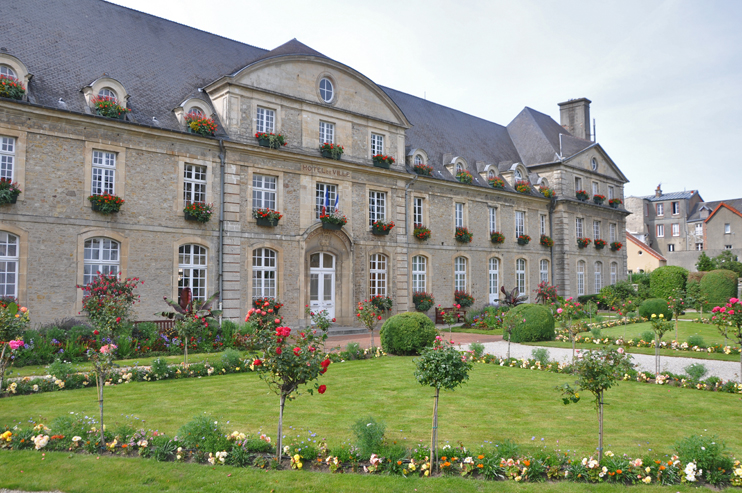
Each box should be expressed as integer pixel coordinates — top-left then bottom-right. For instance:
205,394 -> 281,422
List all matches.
0,0 -> 629,326
626,232 -> 667,274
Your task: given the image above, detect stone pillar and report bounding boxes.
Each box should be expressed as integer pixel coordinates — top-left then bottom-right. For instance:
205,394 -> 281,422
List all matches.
222,162 -> 242,320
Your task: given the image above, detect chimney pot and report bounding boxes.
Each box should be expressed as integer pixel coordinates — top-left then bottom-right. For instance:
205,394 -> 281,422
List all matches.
558,98 -> 592,140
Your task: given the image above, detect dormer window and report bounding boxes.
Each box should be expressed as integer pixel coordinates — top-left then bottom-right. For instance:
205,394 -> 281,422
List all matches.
0,65 -> 16,78
456,163 -> 463,174
189,108 -> 204,117
414,155 -> 424,165
98,87 -> 117,102
514,168 -> 522,180
0,54 -> 31,102
488,169 -> 495,179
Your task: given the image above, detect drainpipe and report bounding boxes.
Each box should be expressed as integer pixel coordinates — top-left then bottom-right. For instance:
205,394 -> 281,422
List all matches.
548,196 -> 557,291
218,139 -> 226,324
404,174 -> 419,313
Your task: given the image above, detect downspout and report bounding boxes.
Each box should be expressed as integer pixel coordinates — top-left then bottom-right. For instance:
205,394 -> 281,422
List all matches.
404,174 -> 419,312
548,196 -> 557,290
218,139 -> 226,324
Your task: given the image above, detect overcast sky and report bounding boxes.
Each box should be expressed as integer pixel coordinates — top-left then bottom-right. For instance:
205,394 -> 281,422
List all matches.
113,0 -> 742,202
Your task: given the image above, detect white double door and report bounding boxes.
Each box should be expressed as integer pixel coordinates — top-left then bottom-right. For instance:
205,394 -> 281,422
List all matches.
309,252 -> 335,320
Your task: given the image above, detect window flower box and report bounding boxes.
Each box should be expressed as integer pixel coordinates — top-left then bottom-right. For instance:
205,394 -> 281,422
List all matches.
490,231 -> 505,244
320,143 -> 344,160
456,170 -> 473,184
610,241 -> 623,252
0,178 -> 22,205
593,194 -> 606,205
413,224 -> 431,241
454,226 -> 473,243
515,180 -> 532,194
0,75 -> 25,101
609,198 -> 623,209
370,295 -> 393,312
185,111 -> 217,136
454,290 -> 475,308
413,164 -> 433,176
253,208 -> 282,226
594,239 -> 607,250
255,132 -> 286,149
184,202 -> 214,222
371,220 -> 395,236
489,176 -> 505,189
91,95 -> 130,120
320,209 -> 347,229
540,234 -> 554,247
517,234 -> 532,245
372,154 -> 394,169
89,193 -> 124,214
252,297 -> 284,314
540,186 -> 556,198
576,190 -> 589,201
577,237 -> 592,249
413,291 -> 435,312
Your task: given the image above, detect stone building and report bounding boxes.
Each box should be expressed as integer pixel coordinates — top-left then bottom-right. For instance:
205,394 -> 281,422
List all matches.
0,0 -> 629,326
626,232 -> 667,274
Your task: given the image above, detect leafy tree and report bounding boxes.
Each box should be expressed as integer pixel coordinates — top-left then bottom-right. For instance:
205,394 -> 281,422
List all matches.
158,288 -> 221,364
356,300 -> 382,348
439,304 -> 461,338
685,280 -> 707,318
696,251 -> 714,272
667,289 -> 686,341
713,251 -> 742,277
711,298 -> 742,382
649,313 -> 672,374
535,281 -> 559,304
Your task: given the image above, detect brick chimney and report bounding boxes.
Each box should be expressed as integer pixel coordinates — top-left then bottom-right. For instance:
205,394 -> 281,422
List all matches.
655,184 -> 662,198
558,98 -> 591,140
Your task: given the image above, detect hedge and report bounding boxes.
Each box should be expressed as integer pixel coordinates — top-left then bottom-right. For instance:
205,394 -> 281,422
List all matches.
503,304 -> 555,342
638,298 -> 673,321
379,312 -> 438,355
700,269 -> 738,309
650,266 -> 688,299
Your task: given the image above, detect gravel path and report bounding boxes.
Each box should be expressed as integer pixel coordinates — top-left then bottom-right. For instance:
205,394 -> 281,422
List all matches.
461,341 -> 742,382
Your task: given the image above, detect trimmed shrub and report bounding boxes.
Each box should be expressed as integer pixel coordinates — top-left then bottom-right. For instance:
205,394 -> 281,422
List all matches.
502,304 -> 555,343
699,269 -> 738,309
380,312 -> 438,355
687,271 -> 706,285
599,280 -> 637,304
638,298 -> 673,321
650,266 -> 688,299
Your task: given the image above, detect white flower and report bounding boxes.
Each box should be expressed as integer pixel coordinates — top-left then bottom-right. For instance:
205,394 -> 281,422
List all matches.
33,434 -> 49,450
72,436 -> 82,443
137,439 -> 148,448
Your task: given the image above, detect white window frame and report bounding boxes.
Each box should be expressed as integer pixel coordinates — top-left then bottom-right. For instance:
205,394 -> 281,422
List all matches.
516,258 -> 526,296
725,223 -> 731,234
183,164 -> 207,205
83,238 -> 120,286
0,66 -> 17,78
253,174 -> 277,210
319,121 -> 335,144
610,223 -> 617,243
608,186 -> 614,200
489,257 -> 499,299
656,203 -> 664,216
489,207 -> 497,233
540,214 -> 547,236
576,217 -> 584,238
696,243 -> 704,251
610,262 -> 617,285
91,150 -> 116,195
315,183 -> 337,219
593,220 -> 601,240
594,262 -> 602,293
657,224 -> 665,237
575,176 -> 583,192
256,107 -> 275,134
454,256 -> 467,292
539,259 -> 549,284
371,134 -> 384,156
252,248 -> 277,298
577,261 -> 585,296
513,168 -> 522,181
515,211 -> 525,237
455,202 -> 464,228
672,223 -> 680,237
369,191 -> 386,225
413,197 -> 423,226
672,202 -> 680,215
319,78 -> 334,103
0,232 -> 19,298
179,244 -> 208,301
98,87 -> 117,101
369,253 -> 387,297
592,182 -> 599,196
412,255 -> 427,293
695,223 -> 703,236
0,136 -> 15,181
414,155 -> 424,165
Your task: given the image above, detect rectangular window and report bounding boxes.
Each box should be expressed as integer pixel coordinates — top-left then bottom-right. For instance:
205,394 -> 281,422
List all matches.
413,197 -> 423,226
412,256 -> 426,292
656,203 -> 664,216
515,211 -> 525,237
371,133 -> 384,155
672,201 -> 679,215
183,164 -> 207,205
252,174 -> 277,210
668,244 -> 675,252
608,186 -> 614,200
610,223 -> 617,243
539,259 -> 549,284
657,224 -> 665,237
696,243 -> 704,251
593,220 -> 601,240
725,223 -> 731,234
315,183 -> 337,219
672,223 -> 679,236
695,223 -> 703,235
455,203 -> 464,228
454,257 -> 467,292
489,207 -> 497,233
0,136 -> 15,180
319,121 -> 334,144
592,182 -> 599,196
540,214 -> 547,236
516,259 -> 526,296
368,191 -> 386,225
256,107 -> 275,134
610,263 -> 617,285
594,263 -> 602,293
577,262 -> 585,296
576,217 -> 584,238
369,254 -> 387,297
91,150 -> 116,195
575,176 -> 583,192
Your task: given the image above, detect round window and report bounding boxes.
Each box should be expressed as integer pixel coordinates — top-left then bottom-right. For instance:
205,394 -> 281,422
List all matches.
591,158 -> 598,171
319,78 -> 334,103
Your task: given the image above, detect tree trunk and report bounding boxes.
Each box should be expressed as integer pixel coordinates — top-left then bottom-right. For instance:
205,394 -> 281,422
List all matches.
370,329 -> 374,351
655,335 -> 660,375
571,327 -> 576,365
97,372 -> 105,451
184,342 -> 188,365
598,390 -> 604,462
739,351 -> 742,385
0,344 -> 7,392
675,318 -> 678,342
276,393 -> 286,460
431,387 -> 439,472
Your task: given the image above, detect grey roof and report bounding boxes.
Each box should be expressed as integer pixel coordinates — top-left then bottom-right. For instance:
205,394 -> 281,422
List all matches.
506,107 -> 593,165
687,198 -> 742,222
642,191 -> 699,202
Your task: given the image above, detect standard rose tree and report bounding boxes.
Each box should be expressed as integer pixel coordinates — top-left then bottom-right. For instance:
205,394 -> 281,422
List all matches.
0,300 -> 29,391
356,300 -> 383,348
712,298 -> 742,382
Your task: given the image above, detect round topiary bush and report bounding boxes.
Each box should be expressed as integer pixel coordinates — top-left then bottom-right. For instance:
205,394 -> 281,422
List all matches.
700,269 -> 738,309
502,304 -> 555,343
650,266 -> 688,299
380,312 -> 438,355
638,298 -> 673,321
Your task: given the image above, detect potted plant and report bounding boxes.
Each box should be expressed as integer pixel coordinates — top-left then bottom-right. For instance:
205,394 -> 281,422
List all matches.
184,111 -> 217,136
320,143 -> 344,160
372,154 -> 395,169
413,291 -> 435,312
489,176 -> 505,189
413,224 -> 431,241
371,219 -> 395,236
184,202 -> 214,222
593,194 -> 606,205
490,231 -> 505,245
540,186 -> 556,198
413,163 -> 433,176
515,180 -> 532,194
253,208 -> 283,226
0,75 -> 25,101
370,295 -> 393,313
517,234 -> 532,245
540,234 -> 554,247
608,198 -> 623,209
454,226 -> 473,243
91,95 -> 130,120
454,290 -> 475,308
577,237 -> 591,249
88,193 -> 124,214
576,190 -> 589,201
252,297 -> 284,314
610,241 -> 623,252
456,170 -> 473,184
0,178 -> 22,205
594,239 -> 607,250
319,208 -> 347,230
255,132 -> 286,149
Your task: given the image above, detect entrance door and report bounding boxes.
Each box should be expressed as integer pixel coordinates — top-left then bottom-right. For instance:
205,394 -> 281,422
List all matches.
309,252 -> 335,319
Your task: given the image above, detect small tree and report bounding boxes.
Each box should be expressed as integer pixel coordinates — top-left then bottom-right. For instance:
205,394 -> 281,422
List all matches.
356,300 -> 382,348
414,337 -> 472,472
696,251 -> 714,272
649,313 -> 672,375
159,288 -> 221,364
0,301 -> 29,391
667,290 -> 685,341
556,347 -> 633,462
305,305 -> 334,332
555,297 -> 582,363
439,304 -> 461,338
535,281 -> 559,305
711,298 -> 742,382
685,281 -> 707,320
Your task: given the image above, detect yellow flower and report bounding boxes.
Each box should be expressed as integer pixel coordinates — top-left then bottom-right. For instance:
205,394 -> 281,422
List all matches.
651,314 -> 656,318
659,314 -> 664,318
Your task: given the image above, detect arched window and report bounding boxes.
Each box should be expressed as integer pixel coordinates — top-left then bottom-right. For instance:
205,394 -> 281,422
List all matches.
539,259 -> 549,284
179,244 -> 207,301
369,253 -> 387,297
488,169 -> 495,179
611,262 -> 618,285
577,260 -> 585,296
412,255 -> 427,293
253,248 -> 277,298
455,163 -> 463,174
0,65 -> 16,79
98,87 -> 117,102
516,258 -> 526,296
414,154 -> 424,165
488,257 -> 499,302
188,108 -> 204,118
83,238 -> 120,285
0,232 -> 19,297
514,168 -> 523,180
454,256 -> 467,292
594,261 -> 603,293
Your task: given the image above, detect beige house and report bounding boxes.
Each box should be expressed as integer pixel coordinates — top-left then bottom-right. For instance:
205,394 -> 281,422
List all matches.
626,232 -> 667,273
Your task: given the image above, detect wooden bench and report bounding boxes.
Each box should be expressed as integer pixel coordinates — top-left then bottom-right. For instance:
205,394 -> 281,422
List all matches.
435,307 -> 466,324
133,319 -> 177,332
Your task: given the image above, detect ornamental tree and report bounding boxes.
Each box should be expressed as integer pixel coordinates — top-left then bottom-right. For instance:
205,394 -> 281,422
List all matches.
667,290 -> 686,341
557,347 -> 633,462
252,323 -> 330,460
711,298 -> 742,382
356,300 -> 382,348
554,297 -> 582,363
158,288 -> 221,364
305,305 -> 334,332
649,313 -> 672,374
414,337 -> 473,471
0,300 -> 29,392
439,304 -> 461,338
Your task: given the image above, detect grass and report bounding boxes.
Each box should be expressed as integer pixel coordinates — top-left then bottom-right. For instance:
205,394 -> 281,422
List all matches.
450,326 -> 503,335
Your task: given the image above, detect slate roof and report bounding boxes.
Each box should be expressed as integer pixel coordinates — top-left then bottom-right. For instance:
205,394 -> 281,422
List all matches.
687,198 -> 742,222
506,107 -> 593,165
641,191 -> 699,202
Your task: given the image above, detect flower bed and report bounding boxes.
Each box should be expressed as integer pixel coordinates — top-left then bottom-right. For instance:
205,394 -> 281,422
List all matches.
454,227 -> 472,243
319,209 -> 347,228
0,74 -> 25,100
252,208 -> 282,226
490,231 -> 505,244
489,176 -> 505,189
252,297 -> 284,313
372,154 -> 394,168
456,170 -> 473,184
514,180 -> 531,194
413,164 -> 433,176
91,95 -> 130,120
413,225 -> 431,241
540,235 -> 554,247
0,178 -> 22,205
370,295 -> 393,312
89,193 -> 124,214
577,237 -> 591,249
319,143 -> 343,160
185,111 -> 217,136
255,132 -> 286,149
